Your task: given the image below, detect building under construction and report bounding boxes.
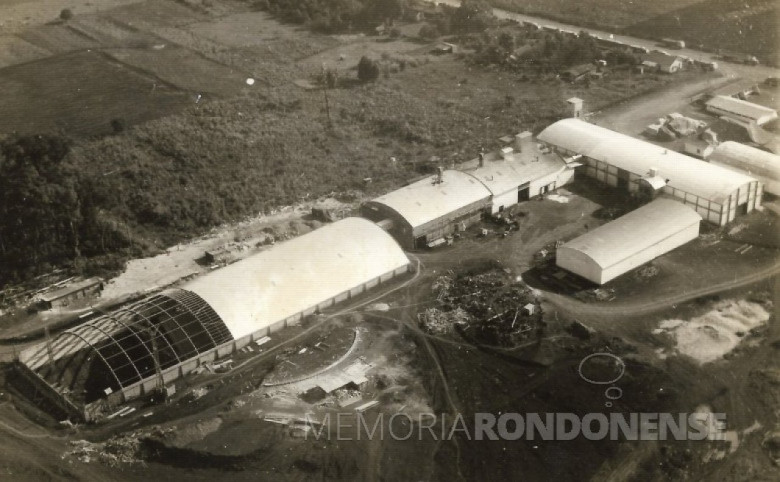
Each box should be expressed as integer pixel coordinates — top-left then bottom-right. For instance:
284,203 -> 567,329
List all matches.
16,218 -> 412,421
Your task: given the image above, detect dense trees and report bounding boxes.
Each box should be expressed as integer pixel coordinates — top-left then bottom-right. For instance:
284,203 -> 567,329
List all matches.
0,136 -> 80,283
450,0 -> 495,33
261,0 -> 408,33
0,135 -> 141,285
357,56 -> 380,82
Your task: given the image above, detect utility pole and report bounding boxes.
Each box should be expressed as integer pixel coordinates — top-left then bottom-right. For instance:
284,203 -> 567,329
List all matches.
321,64 -> 333,129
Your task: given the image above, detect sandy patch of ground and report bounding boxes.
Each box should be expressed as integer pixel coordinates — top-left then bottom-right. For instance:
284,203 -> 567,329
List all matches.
654,299 -> 770,364
101,196 -> 358,300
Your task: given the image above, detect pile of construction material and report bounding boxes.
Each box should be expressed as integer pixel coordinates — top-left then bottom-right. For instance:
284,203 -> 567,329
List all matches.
65,433 -> 145,466
645,113 -> 709,140
417,307 -> 470,335
426,268 -> 542,346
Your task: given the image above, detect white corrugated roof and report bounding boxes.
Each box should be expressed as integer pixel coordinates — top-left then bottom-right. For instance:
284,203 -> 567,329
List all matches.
537,119 -> 756,204
183,218 -> 410,339
706,95 -> 778,123
369,170 -> 491,229
465,154 -> 566,195
709,141 -> 780,181
559,199 -> 701,270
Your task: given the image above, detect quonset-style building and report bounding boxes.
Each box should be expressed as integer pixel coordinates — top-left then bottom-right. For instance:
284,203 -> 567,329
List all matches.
463,143 -> 575,215
556,199 -> 702,284
537,119 -> 762,225
361,169 -> 492,249
361,137 -> 574,249
17,218 -> 411,421
708,141 -> 780,196
705,95 -> 778,126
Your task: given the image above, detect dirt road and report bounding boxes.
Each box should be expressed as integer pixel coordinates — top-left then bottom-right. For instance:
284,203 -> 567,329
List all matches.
545,257 -> 780,321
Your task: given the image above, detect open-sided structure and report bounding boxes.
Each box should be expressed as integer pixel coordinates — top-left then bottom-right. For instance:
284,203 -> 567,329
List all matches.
709,141 -> 780,196
537,119 -> 762,225
17,218 -> 411,420
556,199 -> 702,284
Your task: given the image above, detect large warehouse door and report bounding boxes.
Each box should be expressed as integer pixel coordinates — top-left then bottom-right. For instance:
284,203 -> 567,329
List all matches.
617,169 -> 630,190
518,182 -> 530,202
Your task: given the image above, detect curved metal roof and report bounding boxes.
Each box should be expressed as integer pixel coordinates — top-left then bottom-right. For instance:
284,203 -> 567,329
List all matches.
706,96 -> 778,124
465,155 -> 566,195
537,119 -> 757,204
367,170 -> 491,229
183,217 -> 410,339
558,198 -> 702,270
709,141 -> 780,181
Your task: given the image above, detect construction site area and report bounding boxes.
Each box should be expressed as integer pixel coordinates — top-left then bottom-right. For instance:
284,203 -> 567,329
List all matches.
0,1 -> 779,481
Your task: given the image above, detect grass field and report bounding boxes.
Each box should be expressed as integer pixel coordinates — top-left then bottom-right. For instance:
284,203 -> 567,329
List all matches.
104,45 -> 248,95
627,0 -> 779,63
0,50 -> 189,136
490,0 -> 778,63
0,35 -> 50,68
491,0 -> 706,30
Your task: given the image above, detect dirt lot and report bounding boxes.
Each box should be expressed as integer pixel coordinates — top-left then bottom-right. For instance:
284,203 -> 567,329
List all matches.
0,1 -> 778,480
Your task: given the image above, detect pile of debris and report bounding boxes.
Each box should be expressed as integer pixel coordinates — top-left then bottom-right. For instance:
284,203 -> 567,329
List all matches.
427,268 -> 542,346
644,112 -> 708,140
333,388 -> 362,407
418,307 -> 470,335
636,264 -> 660,279
64,432 -> 145,467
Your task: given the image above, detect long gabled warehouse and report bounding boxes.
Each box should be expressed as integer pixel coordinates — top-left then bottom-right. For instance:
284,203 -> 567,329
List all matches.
556,198 -> 702,284
537,119 -> 762,225
17,218 -> 411,420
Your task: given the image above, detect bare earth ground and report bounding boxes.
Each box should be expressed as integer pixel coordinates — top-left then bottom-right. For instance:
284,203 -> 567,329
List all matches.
0,1 -> 779,481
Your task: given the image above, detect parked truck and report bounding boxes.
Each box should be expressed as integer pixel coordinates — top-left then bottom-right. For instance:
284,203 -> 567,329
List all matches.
661,38 -> 685,49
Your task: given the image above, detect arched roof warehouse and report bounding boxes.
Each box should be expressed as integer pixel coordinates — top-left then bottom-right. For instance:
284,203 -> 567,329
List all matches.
537,119 -> 757,205
19,217 -> 409,407
366,170 -> 492,230
182,217 -> 410,339
709,141 -> 780,195
20,289 -> 233,402
556,199 -> 702,285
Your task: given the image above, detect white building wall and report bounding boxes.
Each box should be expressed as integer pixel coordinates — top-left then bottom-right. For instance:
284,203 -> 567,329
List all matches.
529,169 -> 565,197
557,217 -> 700,284
492,190 -> 520,214
599,221 -> 700,284
556,249 -> 602,284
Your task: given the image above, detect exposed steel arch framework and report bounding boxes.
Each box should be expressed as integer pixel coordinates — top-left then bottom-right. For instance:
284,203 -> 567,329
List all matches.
24,289 -> 233,395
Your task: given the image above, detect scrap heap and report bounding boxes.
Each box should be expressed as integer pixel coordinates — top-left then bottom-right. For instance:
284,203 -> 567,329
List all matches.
423,268 -> 542,346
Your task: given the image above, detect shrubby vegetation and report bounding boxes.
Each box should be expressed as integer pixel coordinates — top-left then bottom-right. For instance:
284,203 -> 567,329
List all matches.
257,0 -> 408,33
468,29 -> 610,73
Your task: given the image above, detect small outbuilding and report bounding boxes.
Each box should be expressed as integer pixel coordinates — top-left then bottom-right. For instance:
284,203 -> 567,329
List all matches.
39,278 -> 103,310
556,199 -> 702,284
641,53 -> 683,73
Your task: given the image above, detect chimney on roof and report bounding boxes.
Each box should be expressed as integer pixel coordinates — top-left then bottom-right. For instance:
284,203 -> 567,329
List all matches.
649,167 -> 658,177
478,152 -> 485,168
500,147 -> 514,160
436,166 -> 444,184
514,131 -> 533,153
567,97 -> 584,119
